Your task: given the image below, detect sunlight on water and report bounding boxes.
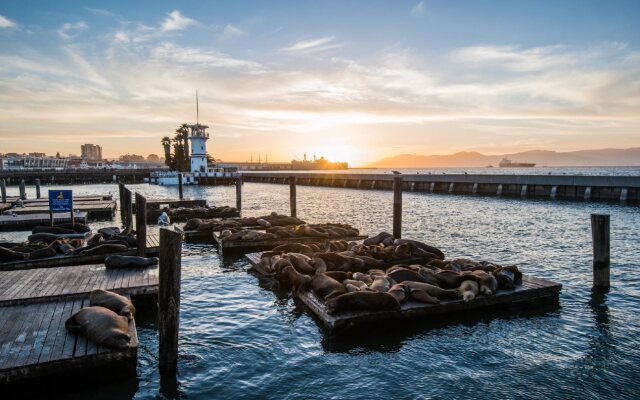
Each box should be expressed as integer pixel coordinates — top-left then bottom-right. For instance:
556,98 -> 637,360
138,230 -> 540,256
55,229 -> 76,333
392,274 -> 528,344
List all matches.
3,181 -> 639,400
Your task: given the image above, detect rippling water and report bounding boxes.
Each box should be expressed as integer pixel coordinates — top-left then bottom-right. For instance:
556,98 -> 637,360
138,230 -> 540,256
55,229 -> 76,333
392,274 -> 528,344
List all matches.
3,182 -> 640,400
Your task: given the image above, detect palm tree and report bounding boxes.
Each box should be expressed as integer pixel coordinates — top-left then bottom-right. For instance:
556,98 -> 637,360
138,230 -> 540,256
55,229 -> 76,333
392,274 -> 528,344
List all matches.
177,123 -> 190,162
161,136 -> 172,168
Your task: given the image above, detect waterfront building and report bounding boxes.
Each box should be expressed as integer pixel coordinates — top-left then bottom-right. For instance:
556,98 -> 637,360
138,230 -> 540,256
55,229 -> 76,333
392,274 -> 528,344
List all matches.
80,144 -> 103,161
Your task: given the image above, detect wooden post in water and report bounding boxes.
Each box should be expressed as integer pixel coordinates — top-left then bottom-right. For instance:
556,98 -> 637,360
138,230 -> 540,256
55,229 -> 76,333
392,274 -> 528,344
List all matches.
158,227 -> 183,382
135,193 -> 147,256
118,182 -> 126,225
19,180 -> 26,200
289,176 -> 297,218
393,176 -> 403,239
591,214 -> 610,291
125,188 -> 133,230
35,179 -> 41,199
1,179 -> 6,203
178,173 -> 184,200
235,176 -> 242,213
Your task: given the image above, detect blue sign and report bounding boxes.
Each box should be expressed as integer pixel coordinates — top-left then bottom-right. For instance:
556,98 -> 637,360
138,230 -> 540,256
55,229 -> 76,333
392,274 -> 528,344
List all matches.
49,190 -> 73,212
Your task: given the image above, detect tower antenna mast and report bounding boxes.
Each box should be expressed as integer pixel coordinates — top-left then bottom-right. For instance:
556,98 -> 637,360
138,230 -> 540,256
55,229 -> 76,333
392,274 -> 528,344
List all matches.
196,90 -> 199,125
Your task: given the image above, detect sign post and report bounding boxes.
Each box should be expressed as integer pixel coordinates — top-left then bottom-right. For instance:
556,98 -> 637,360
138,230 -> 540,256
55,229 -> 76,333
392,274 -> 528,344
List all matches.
48,190 -> 73,226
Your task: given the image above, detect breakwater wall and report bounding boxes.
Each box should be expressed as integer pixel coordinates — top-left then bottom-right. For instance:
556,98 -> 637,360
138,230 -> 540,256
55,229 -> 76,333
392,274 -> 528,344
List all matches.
0,169 -> 154,185
241,172 -> 640,203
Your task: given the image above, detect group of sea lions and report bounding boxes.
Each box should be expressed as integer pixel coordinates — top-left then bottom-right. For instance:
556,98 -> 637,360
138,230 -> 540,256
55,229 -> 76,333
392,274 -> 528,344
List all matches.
220,223 -> 360,242
183,212 -> 305,232
0,224 -> 141,263
148,205 -> 238,223
255,233 -> 523,315
66,289 -> 135,349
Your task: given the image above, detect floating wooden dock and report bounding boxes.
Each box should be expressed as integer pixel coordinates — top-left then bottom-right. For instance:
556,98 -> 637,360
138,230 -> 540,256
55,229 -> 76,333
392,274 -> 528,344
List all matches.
0,263 -> 159,306
184,225 -> 265,242
147,208 -> 240,223
133,198 -> 207,212
6,200 -> 116,220
296,275 -> 561,332
214,233 -> 368,255
0,260 -> 158,388
0,297 -> 138,386
0,233 -> 160,271
245,251 -> 433,277
0,212 -> 88,231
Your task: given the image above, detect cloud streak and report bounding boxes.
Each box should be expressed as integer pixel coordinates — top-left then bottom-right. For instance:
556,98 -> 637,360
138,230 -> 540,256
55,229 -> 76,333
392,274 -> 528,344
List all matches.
161,10 -> 196,32
280,36 -> 341,54
0,14 -> 17,28
57,21 -> 87,39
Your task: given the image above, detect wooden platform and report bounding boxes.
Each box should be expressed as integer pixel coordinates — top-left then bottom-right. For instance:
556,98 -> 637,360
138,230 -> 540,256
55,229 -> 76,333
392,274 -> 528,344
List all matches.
0,263 -> 159,306
245,252 -> 434,277
0,233 -> 160,271
0,297 -> 138,385
8,201 -> 116,220
147,209 -> 240,223
0,212 -> 88,231
214,233 -> 368,255
184,225 -> 264,242
3,195 -> 112,204
297,275 -> 562,332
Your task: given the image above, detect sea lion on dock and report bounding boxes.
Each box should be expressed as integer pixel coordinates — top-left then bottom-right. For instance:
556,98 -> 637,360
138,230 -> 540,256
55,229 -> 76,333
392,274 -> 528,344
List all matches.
388,267 -> 438,285
363,232 -> 394,246
387,284 -> 410,303
325,291 -> 400,315
393,239 -> 445,260
66,306 -> 131,350
352,272 -> 373,285
408,288 -> 440,304
104,255 -> 158,269
458,280 -> 480,302
80,243 -> 129,256
27,246 -> 57,259
183,218 -> 203,231
312,257 -> 327,274
370,276 -> 392,292
403,281 -> 459,300
282,265 -> 311,289
0,246 -> 28,261
342,279 -> 369,292
90,289 -> 136,319
471,270 -> 498,296
311,274 -> 347,300
324,271 -> 351,282
286,253 -> 316,274
433,270 -> 469,289
273,243 -> 315,253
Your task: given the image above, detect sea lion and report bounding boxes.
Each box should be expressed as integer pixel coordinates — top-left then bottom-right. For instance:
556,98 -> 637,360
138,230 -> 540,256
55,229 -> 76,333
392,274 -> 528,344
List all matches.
66,306 -> 131,349
183,218 -> 203,231
471,270 -> 498,296
494,266 -> 521,290
27,246 -> 57,259
324,271 -> 351,282
434,270 -> 469,289
363,232 -> 394,246
458,280 -> 480,302
387,283 -> 410,303
368,269 -> 386,277
393,239 -> 445,260
394,243 -> 412,259
312,257 -> 327,274
104,255 -> 158,269
325,291 -> 400,315
352,272 -> 373,285
409,288 -> 440,304
0,246 -> 28,261
90,289 -> 136,319
370,276 -> 392,292
311,274 -> 347,300
282,265 -> 311,289
98,227 -> 121,238
403,281 -> 460,300
80,244 -> 128,256
387,267 -> 438,286
286,253 -> 316,274
272,257 -> 293,276
273,243 -> 314,253
342,279 -> 369,291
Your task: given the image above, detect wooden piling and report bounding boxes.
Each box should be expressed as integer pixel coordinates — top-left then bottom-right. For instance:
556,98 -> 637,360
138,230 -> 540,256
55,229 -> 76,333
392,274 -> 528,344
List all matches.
235,176 -> 242,213
158,227 -> 183,379
19,179 -> 26,200
591,214 -> 610,291
35,179 -> 41,199
393,176 -> 402,239
135,193 -> 147,256
118,182 -> 126,224
125,188 -> 133,230
289,176 -> 297,218
178,173 -> 184,200
1,179 -> 6,203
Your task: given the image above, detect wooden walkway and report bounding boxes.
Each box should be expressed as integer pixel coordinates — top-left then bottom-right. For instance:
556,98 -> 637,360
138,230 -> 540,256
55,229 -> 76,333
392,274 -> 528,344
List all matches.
0,297 -> 138,385
0,212 -> 88,231
0,263 -> 159,306
214,233 -> 368,255
297,275 -> 562,332
8,200 -> 116,220
245,252 -> 434,276
133,198 -> 207,211
0,233 -> 160,271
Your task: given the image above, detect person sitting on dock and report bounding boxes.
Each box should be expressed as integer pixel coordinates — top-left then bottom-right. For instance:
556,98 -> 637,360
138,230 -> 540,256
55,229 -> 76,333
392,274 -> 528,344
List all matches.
158,207 -> 171,226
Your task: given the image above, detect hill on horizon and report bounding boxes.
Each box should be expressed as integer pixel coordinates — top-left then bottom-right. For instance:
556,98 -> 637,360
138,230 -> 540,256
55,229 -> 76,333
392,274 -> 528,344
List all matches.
367,148 -> 640,168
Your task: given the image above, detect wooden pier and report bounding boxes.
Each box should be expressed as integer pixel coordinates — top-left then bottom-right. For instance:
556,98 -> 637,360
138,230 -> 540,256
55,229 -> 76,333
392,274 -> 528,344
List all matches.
132,198 -> 207,212
297,275 -> 562,332
241,172 -> 640,204
0,233 -> 160,271
0,260 -> 158,388
6,200 -> 116,220
214,233 -> 368,255
0,212 -> 88,231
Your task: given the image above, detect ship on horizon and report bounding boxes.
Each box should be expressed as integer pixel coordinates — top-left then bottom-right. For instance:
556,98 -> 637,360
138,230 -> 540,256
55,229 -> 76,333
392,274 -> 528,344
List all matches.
291,153 -> 348,170
499,158 -> 536,168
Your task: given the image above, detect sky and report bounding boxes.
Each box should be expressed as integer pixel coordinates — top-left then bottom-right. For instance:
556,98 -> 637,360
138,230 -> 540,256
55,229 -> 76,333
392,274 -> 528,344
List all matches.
0,0 -> 639,165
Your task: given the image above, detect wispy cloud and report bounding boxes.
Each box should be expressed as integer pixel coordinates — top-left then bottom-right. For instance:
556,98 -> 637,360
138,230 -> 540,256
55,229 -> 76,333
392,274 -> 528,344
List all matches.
280,36 -> 341,54
0,14 -> 17,28
57,21 -> 87,39
83,6 -> 116,18
161,10 -> 196,32
411,1 -> 426,16
222,23 -> 247,38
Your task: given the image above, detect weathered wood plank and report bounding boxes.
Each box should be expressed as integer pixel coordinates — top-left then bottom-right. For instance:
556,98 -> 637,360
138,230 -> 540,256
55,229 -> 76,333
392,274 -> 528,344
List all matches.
215,234 -> 368,255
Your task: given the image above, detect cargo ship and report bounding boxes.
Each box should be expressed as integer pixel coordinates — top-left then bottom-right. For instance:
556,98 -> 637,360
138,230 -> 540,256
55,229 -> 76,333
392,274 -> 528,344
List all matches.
499,158 -> 536,168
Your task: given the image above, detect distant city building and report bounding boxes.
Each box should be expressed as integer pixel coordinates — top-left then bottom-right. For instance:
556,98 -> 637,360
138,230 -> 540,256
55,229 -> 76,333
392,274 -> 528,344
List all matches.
0,153 -> 68,170
81,144 -> 102,161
